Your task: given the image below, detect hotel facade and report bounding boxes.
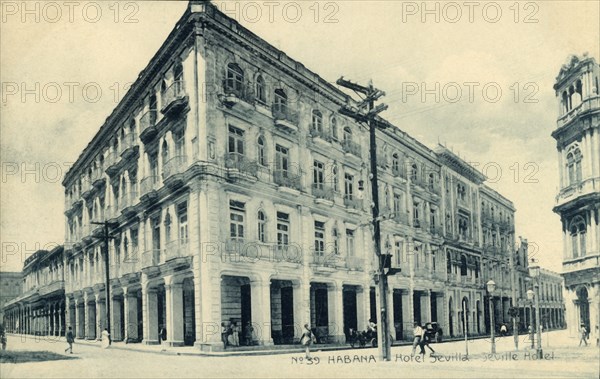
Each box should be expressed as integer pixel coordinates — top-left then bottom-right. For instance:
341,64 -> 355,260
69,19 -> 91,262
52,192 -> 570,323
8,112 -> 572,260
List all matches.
5,1 -> 528,351
552,54 -> 600,342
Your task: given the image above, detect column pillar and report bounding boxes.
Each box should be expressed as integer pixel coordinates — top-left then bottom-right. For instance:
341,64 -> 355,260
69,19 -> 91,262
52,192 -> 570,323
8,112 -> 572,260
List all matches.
123,287 -> 139,342
96,293 -> 106,340
164,275 -> 185,347
327,281 -> 345,343
387,286 -> 395,342
293,281 -> 310,341
142,282 -> 159,345
402,290 -> 413,337
250,276 -> 273,346
355,287 -> 366,335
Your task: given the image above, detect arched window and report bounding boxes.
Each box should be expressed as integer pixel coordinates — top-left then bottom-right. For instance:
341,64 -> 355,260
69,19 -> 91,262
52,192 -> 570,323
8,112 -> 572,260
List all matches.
164,211 -> 172,243
174,63 -> 184,82
331,165 -> 338,192
343,126 -> 352,142
123,235 -> 129,261
161,139 -> 169,171
257,136 -> 266,166
257,210 -> 266,243
273,89 -> 287,114
225,63 -> 244,94
562,91 -> 569,114
410,163 -> 418,181
331,118 -> 338,140
311,110 -> 323,133
570,217 -> 586,258
256,75 -> 266,104
392,153 -> 400,175
566,147 -> 582,185
447,252 -> 452,274
460,255 -> 468,276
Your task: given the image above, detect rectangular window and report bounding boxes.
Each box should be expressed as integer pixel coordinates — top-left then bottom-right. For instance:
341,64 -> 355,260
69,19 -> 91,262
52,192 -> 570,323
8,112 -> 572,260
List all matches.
346,229 -> 355,256
394,193 -> 402,217
178,202 -> 188,243
344,174 -> 354,200
277,212 -> 290,247
230,200 -> 245,241
275,145 -> 289,174
395,240 -> 403,266
228,126 -> 245,156
149,153 -> 159,184
152,217 -> 161,250
314,221 -> 325,256
174,128 -> 185,157
313,160 -> 325,188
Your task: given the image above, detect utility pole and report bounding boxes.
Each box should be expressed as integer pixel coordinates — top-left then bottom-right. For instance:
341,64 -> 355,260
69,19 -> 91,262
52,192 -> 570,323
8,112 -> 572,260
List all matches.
337,77 -> 397,361
91,221 -> 118,345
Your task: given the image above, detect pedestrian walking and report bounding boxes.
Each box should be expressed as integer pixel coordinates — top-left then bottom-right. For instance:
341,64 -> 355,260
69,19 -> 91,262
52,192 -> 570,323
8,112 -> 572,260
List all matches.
579,324 -> 588,347
420,324 -> 435,356
0,325 -> 7,351
411,322 -> 423,356
101,328 -> 111,349
301,324 -> 316,360
221,322 -> 229,349
64,326 -> 75,354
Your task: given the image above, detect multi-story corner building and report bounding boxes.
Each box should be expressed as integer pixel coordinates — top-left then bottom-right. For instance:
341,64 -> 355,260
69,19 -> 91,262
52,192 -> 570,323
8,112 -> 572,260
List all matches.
551,54 -> 600,341
60,0 -> 520,351
0,271 -> 22,325
3,246 -> 66,336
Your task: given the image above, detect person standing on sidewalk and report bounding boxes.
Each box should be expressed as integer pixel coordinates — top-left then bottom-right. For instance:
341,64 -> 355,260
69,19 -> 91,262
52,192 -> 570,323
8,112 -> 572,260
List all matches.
0,325 -> 7,351
411,322 -> 423,356
301,324 -> 316,360
101,328 -> 111,349
65,326 -> 75,354
579,324 -> 588,347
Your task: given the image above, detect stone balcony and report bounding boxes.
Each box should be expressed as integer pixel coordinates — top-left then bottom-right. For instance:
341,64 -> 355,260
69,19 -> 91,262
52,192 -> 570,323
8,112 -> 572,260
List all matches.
556,95 -> 599,129
139,109 -> 158,143
271,105 -> 299,133
162,156 -> 187,189
161,80 -> 189,116
119,133 -> 139,158
224,153 -> 259,180
219,83 -> 255,108
312,184 -> 334,204
273,170 -> 302,192
341,140 -> 362,158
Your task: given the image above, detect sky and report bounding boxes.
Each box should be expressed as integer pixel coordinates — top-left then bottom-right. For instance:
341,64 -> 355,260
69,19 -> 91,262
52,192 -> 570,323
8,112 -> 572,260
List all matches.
1,0 -> 599,273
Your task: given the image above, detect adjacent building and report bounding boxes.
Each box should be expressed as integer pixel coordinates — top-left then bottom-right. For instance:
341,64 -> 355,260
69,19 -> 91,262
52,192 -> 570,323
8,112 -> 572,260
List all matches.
551,54 -> 600,341
0,271 -> 22,325
3,246 -> 66,336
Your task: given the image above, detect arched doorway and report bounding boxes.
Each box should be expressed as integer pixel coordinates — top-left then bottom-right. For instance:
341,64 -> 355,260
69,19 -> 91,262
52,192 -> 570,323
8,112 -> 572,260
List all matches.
576,286 -> 590,330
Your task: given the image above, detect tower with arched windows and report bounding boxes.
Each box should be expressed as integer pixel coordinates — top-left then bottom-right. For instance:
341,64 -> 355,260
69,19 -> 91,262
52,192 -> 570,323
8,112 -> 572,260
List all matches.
551,54 -> 600,341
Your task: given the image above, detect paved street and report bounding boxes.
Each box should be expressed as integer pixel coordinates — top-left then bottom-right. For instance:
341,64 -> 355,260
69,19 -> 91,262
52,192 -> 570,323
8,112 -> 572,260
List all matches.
1,330 -> 598,378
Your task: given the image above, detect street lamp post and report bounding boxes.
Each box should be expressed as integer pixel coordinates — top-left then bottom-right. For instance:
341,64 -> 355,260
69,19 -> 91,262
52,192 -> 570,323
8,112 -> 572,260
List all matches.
487,280 -> 496,354
527,289 -> 535,349
529,263 -> 543,359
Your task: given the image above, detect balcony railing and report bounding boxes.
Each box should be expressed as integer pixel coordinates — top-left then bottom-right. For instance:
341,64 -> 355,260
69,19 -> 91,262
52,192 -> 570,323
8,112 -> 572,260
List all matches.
119,133 -> 138,156
225,153 -> 258,176
273,170 -> 302,191
309,128 -> 331,143
120,191 -> 138,211
162,156 -> 187,180
142,249 -> 162,268
221,82 -> 255,105
271,105 -> 299,129
341,140 -> 362,158
312,184 -> 334,201
343,195 -> 363,210
393,211 -> 409,224
140,110 -> 158,133
273,245 -> 303,264
140,176 -> 160,195
165,239 -> 189,261
557,96 -> 600,128
120,248 -> 140,275
346,256 -> 364,270
162,80 -> 187,113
